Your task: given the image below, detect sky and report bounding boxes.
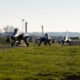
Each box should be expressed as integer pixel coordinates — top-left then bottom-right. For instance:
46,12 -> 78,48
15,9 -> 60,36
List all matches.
0,0 -> 80,32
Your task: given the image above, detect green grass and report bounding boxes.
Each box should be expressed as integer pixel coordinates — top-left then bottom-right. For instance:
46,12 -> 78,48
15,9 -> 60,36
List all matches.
0,44 -> 80,80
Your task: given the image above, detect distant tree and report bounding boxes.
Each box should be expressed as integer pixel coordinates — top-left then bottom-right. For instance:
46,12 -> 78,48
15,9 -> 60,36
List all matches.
3,25 -> 15,36
0,29 -> 3,33
4,25 -> 14,33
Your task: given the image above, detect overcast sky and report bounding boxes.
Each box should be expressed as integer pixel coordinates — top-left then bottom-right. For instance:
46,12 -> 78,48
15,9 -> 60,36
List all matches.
0,0 -> 80,32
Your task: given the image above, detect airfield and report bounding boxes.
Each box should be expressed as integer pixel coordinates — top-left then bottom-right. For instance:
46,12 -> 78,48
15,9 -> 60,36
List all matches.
0,41 -> 80,80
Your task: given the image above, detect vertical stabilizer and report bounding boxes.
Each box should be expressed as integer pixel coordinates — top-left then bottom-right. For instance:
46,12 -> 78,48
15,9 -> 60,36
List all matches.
25,22 -> 27,34
65,31 -> 69,41
42,25 -> 44,36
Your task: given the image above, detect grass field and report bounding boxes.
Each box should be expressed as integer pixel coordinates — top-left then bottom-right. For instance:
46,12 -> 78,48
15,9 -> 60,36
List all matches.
0,44 -> 80,80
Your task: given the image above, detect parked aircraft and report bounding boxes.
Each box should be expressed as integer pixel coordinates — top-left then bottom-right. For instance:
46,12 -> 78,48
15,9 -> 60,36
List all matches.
61,31 -> 72,45
7,28 -> 31,47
